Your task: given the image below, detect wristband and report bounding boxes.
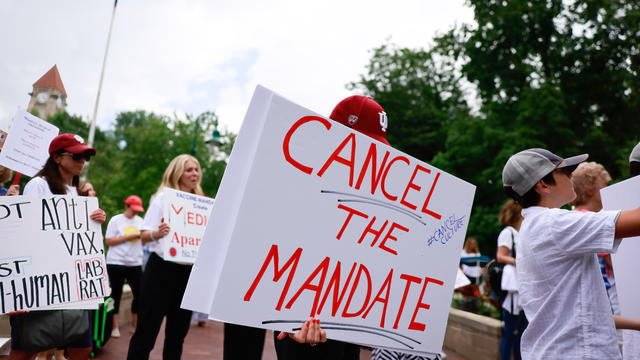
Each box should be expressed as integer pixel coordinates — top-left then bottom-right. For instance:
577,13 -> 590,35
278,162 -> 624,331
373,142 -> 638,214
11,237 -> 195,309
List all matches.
150,231 -> 157,242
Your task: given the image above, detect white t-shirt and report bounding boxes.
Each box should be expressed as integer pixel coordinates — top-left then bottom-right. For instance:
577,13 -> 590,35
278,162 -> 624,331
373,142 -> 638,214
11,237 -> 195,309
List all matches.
105,213 -> 144,266
518,206 -> 622,360
142,192 -> 165,257
23,176 -> 78,196
497,225 -> 522,314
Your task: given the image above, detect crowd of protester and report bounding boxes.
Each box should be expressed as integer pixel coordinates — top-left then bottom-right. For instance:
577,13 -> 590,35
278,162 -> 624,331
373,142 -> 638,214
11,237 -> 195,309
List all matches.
2,93 -> 640,360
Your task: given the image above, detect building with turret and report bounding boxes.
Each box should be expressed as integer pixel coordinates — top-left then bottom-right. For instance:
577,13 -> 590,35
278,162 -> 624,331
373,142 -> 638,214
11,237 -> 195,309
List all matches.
27,65 -> 67,119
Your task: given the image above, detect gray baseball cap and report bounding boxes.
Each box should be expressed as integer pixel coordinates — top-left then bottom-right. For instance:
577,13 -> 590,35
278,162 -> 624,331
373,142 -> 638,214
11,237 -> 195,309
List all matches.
502,148 -> 588,196
629,142 -> 640,163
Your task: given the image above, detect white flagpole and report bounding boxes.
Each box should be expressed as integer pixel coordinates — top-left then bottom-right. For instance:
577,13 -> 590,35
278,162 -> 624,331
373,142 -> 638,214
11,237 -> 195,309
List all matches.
86,1 -> 117,174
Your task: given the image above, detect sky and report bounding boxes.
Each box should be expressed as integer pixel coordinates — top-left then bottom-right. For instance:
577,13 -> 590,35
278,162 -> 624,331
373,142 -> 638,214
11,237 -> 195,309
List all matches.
0,0 -> 474,134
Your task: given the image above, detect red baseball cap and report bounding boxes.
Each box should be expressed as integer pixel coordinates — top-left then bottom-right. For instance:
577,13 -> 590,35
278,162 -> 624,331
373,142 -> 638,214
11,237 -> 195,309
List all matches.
329,95 -> 389,145
124,195 -> 144,212
49,133 -> 96,156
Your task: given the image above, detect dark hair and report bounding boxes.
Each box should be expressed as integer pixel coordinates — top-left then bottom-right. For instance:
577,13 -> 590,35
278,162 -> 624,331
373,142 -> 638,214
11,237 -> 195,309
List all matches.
504,171 -> 556,208
35,152 -> 80,195
630,161 -> 640,177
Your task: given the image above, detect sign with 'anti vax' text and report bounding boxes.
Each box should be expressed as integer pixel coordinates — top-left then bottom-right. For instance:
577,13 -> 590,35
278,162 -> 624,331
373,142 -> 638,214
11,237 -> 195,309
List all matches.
0,195 -> 107,314
162,188 -> 214,264
182,86 -> 476,355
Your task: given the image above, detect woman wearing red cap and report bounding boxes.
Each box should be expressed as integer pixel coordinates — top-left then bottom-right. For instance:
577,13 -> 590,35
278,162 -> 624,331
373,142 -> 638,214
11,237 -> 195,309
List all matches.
127,154 -> 205,360
9,133 -> 106,360
104,195 -> 146,338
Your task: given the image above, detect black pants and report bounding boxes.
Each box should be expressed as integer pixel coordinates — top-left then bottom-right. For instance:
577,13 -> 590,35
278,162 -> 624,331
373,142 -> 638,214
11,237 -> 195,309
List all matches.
127,253 -> 192,360
107,264 -> 142,313
223,323 -> 266,360
274,333 -> 360,360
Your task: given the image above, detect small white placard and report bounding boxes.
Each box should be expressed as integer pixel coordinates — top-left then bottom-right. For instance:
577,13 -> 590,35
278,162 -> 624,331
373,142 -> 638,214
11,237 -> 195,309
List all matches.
0,109 -> 59,176
161,188 -> 215,264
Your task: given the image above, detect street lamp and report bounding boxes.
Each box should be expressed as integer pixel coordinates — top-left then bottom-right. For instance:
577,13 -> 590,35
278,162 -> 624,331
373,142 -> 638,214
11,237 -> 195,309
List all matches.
190,111 -> 222,155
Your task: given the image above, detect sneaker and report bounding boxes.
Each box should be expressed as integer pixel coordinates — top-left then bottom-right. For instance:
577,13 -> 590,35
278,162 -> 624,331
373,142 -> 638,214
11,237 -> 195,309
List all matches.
111,328 -> 121,338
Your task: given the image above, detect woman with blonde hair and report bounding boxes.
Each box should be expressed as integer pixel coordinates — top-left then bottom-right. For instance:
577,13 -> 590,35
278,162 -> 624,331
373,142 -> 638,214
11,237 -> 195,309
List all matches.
461,237 -> 482,283
127,154 -> 205,360
497,199 -> 527,360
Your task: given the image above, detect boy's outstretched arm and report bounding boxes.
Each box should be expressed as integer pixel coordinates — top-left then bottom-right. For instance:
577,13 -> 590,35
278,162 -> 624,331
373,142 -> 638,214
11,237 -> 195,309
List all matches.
614,207 -> 640,238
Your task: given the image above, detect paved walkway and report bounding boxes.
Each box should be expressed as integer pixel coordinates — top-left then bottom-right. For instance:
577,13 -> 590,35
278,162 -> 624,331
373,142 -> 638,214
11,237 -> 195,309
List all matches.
92,320 -> 467,360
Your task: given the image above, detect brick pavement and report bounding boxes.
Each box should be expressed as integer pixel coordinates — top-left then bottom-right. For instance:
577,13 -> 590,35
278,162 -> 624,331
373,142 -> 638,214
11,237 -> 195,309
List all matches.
93,320 -> 467,360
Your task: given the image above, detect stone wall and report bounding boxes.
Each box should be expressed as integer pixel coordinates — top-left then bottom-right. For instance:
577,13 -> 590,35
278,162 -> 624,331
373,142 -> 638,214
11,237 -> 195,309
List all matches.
443,308 -> 502,360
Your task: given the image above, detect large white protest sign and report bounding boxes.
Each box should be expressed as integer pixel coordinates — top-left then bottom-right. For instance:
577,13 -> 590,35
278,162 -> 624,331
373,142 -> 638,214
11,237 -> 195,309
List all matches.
182,86 -> 476,355
601,177 -> 640,318
161,188 -> 214,264
0,195 -> 107,314
0,109 -> 59,176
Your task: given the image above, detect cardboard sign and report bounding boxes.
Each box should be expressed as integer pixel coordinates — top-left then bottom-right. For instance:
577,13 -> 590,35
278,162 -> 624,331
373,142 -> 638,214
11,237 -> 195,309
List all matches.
161,188 -> 215,264
0,109 -> 59,177
182,86 -> 476,355
0,195 -> 107,314
601,176 -> 640,318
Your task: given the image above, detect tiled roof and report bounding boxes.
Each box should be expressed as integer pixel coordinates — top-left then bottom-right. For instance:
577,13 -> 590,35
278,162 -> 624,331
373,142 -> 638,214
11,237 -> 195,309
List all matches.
33,64 -> 67,97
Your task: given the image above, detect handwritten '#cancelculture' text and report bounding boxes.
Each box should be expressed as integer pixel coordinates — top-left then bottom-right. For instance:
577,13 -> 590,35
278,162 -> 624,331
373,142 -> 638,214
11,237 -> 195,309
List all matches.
427,214 -> 465,247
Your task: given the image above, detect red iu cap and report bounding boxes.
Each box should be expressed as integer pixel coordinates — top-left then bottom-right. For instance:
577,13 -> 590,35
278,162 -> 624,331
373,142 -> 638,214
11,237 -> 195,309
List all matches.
49,133 -> 96,156
124,195 -> 145,212
329,95 -> 389,145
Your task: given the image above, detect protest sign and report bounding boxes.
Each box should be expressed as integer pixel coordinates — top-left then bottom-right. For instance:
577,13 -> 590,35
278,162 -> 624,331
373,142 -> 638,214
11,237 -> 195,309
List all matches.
0,109 -> 59,176
182,86 -> 476,355
0,195 -> 107,314
161,187 -> 215,264
601,176 -> 640,318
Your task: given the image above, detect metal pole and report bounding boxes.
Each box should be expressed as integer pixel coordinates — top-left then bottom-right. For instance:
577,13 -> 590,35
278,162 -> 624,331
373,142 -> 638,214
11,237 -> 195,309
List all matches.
190,115 -> 200,155
86,2 -> 117,174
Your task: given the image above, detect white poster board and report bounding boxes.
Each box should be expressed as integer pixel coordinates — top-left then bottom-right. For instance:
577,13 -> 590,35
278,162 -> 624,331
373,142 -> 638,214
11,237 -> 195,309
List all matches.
601,176 -> 640,318
182,86 -> 476,355
0,195 -> 107,314
161,188 -> 215,264
0,109 -> 59,176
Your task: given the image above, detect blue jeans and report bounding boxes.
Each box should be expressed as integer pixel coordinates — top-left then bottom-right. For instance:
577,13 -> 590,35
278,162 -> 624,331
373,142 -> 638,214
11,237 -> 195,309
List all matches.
500,309 -> 528,360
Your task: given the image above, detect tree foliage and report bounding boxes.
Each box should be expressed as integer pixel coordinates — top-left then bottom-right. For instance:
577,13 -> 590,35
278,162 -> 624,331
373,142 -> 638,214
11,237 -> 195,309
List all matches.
350,0 -> 640,255
40,110 -> 234,225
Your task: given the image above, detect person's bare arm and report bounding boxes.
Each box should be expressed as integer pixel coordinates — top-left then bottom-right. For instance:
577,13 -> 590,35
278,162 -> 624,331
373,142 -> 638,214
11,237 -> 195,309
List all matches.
614,208 -> 640,238
614,315 -> 640,331
105,233 -> 139,246
497,246 -> 516,265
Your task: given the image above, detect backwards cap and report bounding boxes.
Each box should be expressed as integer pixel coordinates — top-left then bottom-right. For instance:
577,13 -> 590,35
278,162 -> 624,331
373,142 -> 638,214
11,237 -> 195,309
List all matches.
502,148 -> 588,196
330,95 -> 389,145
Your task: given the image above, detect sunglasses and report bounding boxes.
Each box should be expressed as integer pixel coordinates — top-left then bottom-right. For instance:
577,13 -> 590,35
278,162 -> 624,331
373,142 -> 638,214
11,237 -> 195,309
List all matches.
60,152 -> 92,161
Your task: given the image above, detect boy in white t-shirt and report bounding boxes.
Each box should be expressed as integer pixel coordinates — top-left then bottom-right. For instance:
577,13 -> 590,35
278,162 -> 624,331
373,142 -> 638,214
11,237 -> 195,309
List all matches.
105,195 -> 145,338
502,148 -> 640,360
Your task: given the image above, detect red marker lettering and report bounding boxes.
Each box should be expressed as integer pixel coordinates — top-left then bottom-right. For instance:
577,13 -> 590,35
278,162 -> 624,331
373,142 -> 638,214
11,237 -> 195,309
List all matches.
381,156 -> 410,201
285,257 -> 331,317
393,274 -> 422,329
354,143 -> 390,195
400,164 -> 430,210
317,133 -> 357,186
409,277 -> 444,331
362,268 -> 393,328
378,222 -> 409,255
243,245 -> 303,311
282,116 -> 331,174
317,262 -> 358,317
421,172 -> 442,220
336,204 -> 368,240
342,264 -> 372,318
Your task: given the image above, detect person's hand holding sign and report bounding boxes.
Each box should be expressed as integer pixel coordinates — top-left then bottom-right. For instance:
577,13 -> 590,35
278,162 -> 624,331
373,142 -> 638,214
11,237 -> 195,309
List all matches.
90,208 -> 107,224
142,218 -> 170,244
277,318 -> 327,346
